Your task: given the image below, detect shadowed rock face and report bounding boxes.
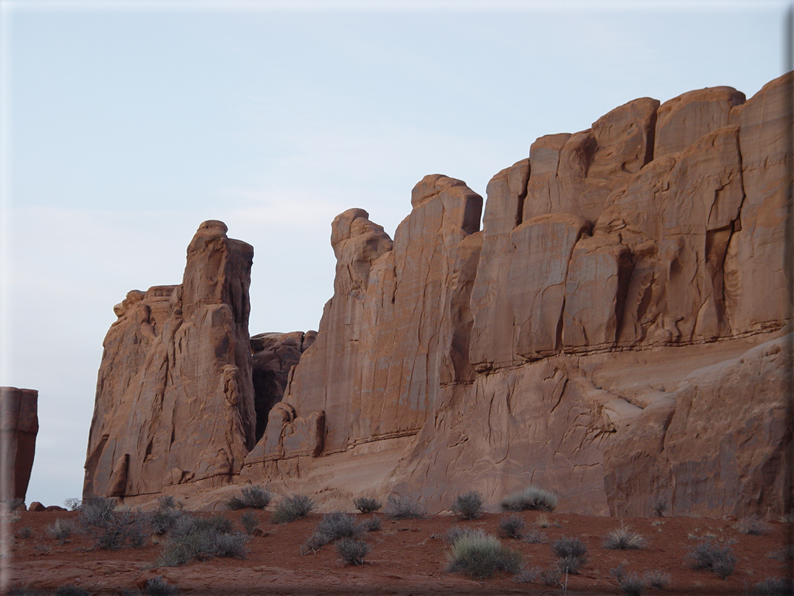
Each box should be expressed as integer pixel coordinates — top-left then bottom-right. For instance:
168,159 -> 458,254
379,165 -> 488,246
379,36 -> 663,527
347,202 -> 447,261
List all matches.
87,75 -> 791,518
0,387 -> 38,503
83,221 -> 256,498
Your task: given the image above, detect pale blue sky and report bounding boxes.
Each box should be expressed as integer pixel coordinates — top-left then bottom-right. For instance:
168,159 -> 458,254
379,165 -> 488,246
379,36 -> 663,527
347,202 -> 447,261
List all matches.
0,0 -> 789,506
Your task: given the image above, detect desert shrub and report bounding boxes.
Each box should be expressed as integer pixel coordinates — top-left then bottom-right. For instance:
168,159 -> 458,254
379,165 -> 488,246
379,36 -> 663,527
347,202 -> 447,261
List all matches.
733,516 -> 771,536
156,495 -> 182,510
751,578 -> 792,596
145,576 -> 179,596
618,572 -> 647,596
78,497 -> 147,550
686,541 -> 737,579
302,512 -> 360,553
358,515 -> 381,532
158,514 -> 248,567
642,569 -> 671,589
352,497 -> 382,514
241,511 -> 259,536
53,587 -> 89,596
451,491 -> 484,520
603,524 -> 646,550
46,518 -> 76,543
151,505 -> 185,536
385,494 -> 425,520
227,485 -> 272,510
16,526 -> 33,539
64,498 -> 82,511
610,564 -> 626,582
446,525 -> 480,545
540,567 -> 562,586
523,529 -> 547,544
551,536 -> 588,574
446,529 -> 522,579
501,486 -> 557,512
653,496 -> 667,517
336,537 -> 371,566
499,514 -> 525,539
768,545 -> 794,561
512,565 -> 542,583
271,494 -> 314,524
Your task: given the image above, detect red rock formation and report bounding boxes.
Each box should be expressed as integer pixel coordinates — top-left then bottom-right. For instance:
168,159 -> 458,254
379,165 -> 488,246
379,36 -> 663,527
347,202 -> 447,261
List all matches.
83,221 -> 256,499
87,75 -> 792,518
0,387 -> 38,503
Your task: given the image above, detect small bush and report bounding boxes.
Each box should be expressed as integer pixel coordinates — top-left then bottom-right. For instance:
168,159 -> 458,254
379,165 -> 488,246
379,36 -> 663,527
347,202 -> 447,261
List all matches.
733,516 -> 770,536
446,529 -> 522,579
158,514 -> 248,567
145,576 -> 179,596
17,526 -> 33,539
452,491 -> 484,520
512,565 -> 542,583
227,485 -> 272,510
302,512 -> 360,553
523,528 -> 547,544
540,566 -> 561,586
78,497 -> 148,550
686,541 -> 737,579
603,524 -> 646,550
653,496 -> 667,517
64,498 -> 82,511
240,511 -> 259,536
336,537 -> 371,565
385,495 -> 425,520
358,515 -> 381,533
352,497 -> 382,514
54,587 -> 89,596
271,495 -> 314,524
499,514 -> 525,539
551,536 -> 588,574
642,569 -> 671,589
751,578 -> 792,596
501,486 -> 557,512
156,495 -> 183,510
46,518 -> 76,543
151,506 -> 185,536
446,525 -> 480,545
618,572 -> 647,596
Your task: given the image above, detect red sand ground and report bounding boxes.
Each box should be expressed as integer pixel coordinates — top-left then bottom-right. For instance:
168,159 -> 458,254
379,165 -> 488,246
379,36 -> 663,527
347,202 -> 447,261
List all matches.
6,508 -> 791,595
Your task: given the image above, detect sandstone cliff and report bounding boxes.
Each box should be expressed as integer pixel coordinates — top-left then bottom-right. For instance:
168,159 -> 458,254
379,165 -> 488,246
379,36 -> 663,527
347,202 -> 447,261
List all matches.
86,74 -> 792,517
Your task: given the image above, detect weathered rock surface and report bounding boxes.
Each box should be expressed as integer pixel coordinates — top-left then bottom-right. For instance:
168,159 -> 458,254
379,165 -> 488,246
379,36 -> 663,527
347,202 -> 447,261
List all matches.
83,221 -> 256,498
0,386 -> 38,503
250,331 -> 316,443
88,75 -> 791,519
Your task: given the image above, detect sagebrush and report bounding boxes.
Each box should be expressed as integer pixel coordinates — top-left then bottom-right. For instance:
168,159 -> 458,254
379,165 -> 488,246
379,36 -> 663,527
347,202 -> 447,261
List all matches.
451,491 -> 484,520
446,529 -> 522,579
271,495 -> 314,524
385,495 -> 425,520
501,486 -> 557,512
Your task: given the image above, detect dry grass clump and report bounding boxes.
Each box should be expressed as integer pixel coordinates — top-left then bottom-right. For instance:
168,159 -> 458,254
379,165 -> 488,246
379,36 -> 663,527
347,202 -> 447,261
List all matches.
501,486 -> 557,512
446,529 -> 522,579
226,485 -> 272,510
686,541 -> 737,579
271,494 -> 314,524
451,491 -> 484,520
46,518 -> 76,544
603,524 -> 646,550
352,497 -> 382,513
642,569 -> 671,589
617,572 -> 646,596
385,495 -> 425,520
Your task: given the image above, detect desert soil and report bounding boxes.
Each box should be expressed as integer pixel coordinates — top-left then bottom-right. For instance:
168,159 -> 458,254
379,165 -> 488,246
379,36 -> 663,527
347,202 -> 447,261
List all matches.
6,508 -> 791,595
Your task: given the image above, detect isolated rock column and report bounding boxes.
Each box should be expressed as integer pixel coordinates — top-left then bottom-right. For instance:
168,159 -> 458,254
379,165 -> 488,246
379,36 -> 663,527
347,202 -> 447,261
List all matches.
0,387 -> 38,503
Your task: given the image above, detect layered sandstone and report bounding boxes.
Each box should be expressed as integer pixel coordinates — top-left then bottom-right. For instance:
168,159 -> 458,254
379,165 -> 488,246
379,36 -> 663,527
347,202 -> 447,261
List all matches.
83,221 -> 256,498
86,75 -> 792,518
1,387 -> 38,503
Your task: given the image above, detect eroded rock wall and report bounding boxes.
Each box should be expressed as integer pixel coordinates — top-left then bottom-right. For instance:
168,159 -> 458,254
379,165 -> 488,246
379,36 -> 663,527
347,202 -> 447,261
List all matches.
83,221 -> 256,498
1,387 -> 38,503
